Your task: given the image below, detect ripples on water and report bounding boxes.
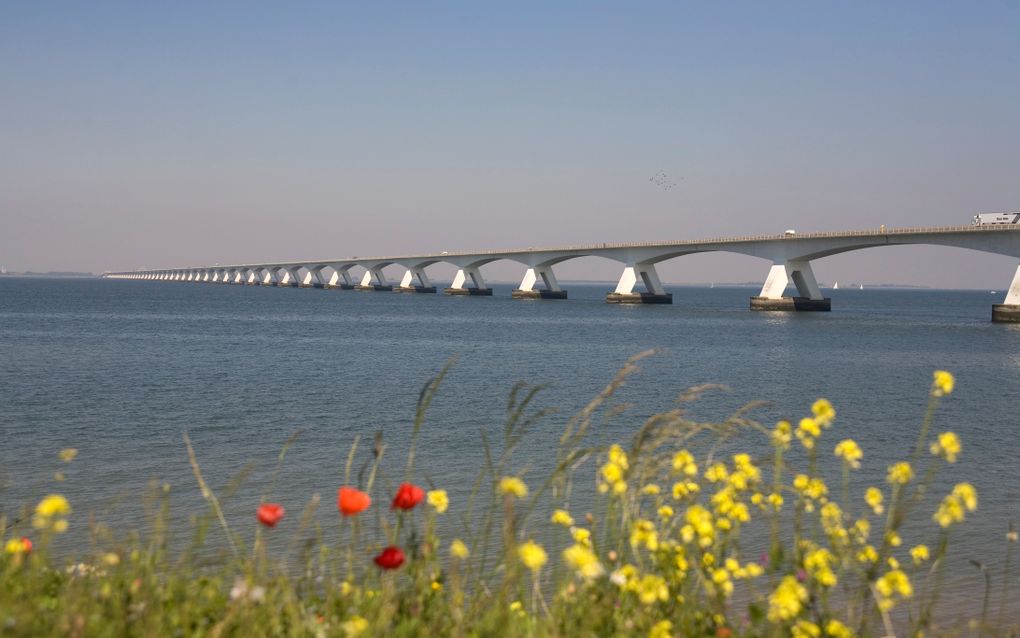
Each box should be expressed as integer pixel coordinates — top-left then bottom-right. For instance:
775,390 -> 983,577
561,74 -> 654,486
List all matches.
1,277 -> 1018,619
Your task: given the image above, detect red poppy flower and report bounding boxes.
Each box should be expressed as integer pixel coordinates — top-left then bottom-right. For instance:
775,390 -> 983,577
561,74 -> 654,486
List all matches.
21,537 -> 33,554
256,503 -> 285,528
391,483 -> 425,510
373,545 -> 406,569
337,487 -> 371,516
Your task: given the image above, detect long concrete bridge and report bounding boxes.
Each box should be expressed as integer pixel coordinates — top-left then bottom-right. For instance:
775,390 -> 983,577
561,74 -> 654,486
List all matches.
103,224 -> 1020,322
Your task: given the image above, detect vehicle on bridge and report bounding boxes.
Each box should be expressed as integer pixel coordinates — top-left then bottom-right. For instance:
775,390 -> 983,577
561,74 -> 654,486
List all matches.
973,212 -> 1020,225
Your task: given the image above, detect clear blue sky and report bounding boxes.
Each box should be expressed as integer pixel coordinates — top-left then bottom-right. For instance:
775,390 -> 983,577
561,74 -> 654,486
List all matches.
2,1 -> 1018,287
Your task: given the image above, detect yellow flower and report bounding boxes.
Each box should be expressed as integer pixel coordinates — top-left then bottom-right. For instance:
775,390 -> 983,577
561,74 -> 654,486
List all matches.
705,462 -> 729,483
933,483 -> 978,527
932,370 -> 955,397
499,476 -> 528,498
630,519 -> 659,551
517,540 -> 547,572
672,480 -> 700,499
649,620 -> 673,638
570,526 -> 592,546
641,484 -> 661,496
672,450 -> 698,476
796,417 -> 821,449
865,487 -> 884,514
825,619 -> 853,638
58,448 -> 78,462
36,494 -> 71,517
772,420 -> 793,449
792,620 -> 821,638
804,548 -> 838,587
551,509 -> 574,526
886,462 -> 914,485
430,580 -> 442,591
658,505 -> 674,520
812,398 -> 836,427
793,474 -> 828,500
563,543 -> 604,580
450,539 -> 470,559
426,489 -> 449,513
635,574 -> 669,605
857,545 -> 878,564
875,569 -> 913,611
930,431 -> 961,463
33,494 -> 71,531
710,567 -> 735,597
608,444 -> 629,470
834,439 -> 863,469
910,544 -> 929,565
340,616 -> 368,636
767,575 -> 808,622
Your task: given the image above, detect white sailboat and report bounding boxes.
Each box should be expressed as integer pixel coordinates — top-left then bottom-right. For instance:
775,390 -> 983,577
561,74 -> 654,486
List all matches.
858,283 -> 864,290
833,281 -> 839,290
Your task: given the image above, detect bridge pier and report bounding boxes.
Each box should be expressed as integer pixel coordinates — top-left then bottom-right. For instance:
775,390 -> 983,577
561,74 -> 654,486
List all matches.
607,263 -> 672,304
513,266 -> 567,299
356,267 -> 392,291
992,264 -> 1020,322
444,267 -> 492,296
395,267 -> 437,293
750,261 -> 830,312
328,267 -> 356,290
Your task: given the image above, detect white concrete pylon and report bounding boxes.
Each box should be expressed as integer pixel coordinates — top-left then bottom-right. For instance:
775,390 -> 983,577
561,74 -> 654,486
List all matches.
613,262 -> 665,295
758,260 -> 824,300
451,266 -> 486,290
1004,264 -> 1020,305
329,267 -> 354,287
400,266 -> 432,289
310,266 -> 327,287
518,266 -> 562,292
359,266 -> 389,287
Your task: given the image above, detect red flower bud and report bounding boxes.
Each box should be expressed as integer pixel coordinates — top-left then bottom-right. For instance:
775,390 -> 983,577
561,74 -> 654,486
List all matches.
337,487 -> 372,516
373,545 -> 406,569
256,503 -> 285,528
391,483 -> 425,510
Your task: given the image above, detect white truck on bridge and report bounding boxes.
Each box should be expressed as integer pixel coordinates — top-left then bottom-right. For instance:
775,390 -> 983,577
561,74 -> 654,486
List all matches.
973,212 -> 1020,225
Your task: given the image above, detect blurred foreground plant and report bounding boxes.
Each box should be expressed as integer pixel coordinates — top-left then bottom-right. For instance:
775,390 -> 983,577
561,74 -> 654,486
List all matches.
1,356 -> 1016,637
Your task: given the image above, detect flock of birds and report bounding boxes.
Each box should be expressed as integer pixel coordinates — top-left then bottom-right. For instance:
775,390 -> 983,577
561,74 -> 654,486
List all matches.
648,171 -> 681,191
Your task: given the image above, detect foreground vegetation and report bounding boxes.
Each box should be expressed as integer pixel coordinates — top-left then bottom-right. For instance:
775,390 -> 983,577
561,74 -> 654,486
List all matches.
2,353 -> 1017,636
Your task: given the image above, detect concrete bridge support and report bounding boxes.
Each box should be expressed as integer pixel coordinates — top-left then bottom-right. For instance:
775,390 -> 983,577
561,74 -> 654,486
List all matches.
607,263 -> 672,304
445,266 -> 492,296
513,266 -> 567,299
307,266 -> 328,289
751,260 -> 830,311
992,264 -> 1020,322
395,266 -> 437,293
356,267 -> 392,291
328,267 -> 356,290
261,268 -> 279,286
280,267 -> 301,288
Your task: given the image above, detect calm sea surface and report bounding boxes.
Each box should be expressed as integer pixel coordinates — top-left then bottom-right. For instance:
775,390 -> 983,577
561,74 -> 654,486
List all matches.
1,277 -> 1018,620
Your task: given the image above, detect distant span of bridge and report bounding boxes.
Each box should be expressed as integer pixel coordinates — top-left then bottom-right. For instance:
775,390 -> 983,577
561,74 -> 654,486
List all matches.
103,224 -> 1020,322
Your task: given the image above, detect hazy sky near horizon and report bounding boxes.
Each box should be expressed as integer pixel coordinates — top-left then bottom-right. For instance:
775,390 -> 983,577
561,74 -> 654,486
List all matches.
2,2 -> 1019,287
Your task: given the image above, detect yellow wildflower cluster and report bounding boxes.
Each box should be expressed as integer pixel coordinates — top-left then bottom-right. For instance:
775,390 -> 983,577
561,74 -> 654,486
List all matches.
833,439 -> 862,469
864,487 -> 884,514
550,509 -> 574,526
499,476 -> 528,498
630,519 -> 659,551
812,398 -> 836,427
886,462 -> 914,485
767,575 -> 808,622
795,418 -> 821,450
426,489 -> 449,513
875,569 -> 913,611
930,431 -> 961,463
450,539 -> 470,559
33,494 -> 71,533
932,370 -> 955,397
563,543 -> 604,580
933,482 -> 978,528
671,449 -> 698,477
517,540 -> 547,572
599,444 -> 629,495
